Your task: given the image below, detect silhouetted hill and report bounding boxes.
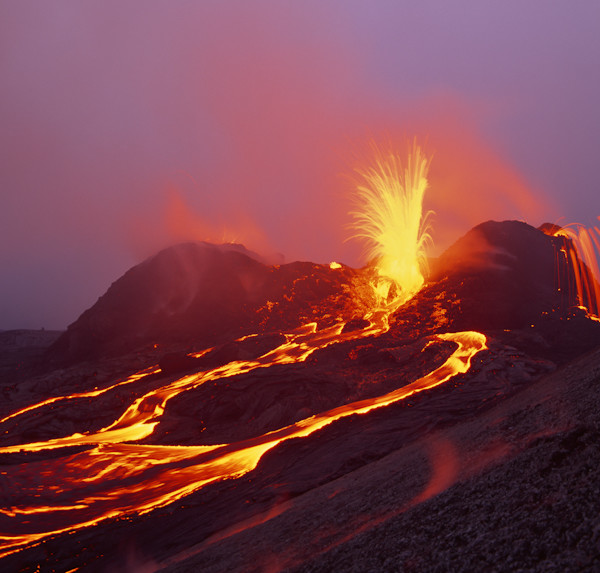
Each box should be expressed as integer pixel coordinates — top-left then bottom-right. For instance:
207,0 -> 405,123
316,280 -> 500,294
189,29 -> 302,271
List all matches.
50,242 -> 364,363
50,223 -> 600,366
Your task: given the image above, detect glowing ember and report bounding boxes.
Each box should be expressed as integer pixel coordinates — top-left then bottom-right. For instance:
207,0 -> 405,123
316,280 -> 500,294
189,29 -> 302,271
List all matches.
350,141 -> 433,309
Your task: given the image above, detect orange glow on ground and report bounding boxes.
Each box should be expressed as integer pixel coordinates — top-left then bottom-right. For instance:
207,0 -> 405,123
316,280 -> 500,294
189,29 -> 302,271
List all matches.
408,438 -> 459,507
0,322 -> 486,558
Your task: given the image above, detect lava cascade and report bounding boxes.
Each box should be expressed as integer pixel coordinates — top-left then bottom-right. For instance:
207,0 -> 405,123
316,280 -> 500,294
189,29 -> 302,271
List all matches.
551,218 -> 600,318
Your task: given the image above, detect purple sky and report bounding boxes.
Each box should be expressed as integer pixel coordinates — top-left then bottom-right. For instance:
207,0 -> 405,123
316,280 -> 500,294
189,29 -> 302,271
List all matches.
2,1 -> 599,330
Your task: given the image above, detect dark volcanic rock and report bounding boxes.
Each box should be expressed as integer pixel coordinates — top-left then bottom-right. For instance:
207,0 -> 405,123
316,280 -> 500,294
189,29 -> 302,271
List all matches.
430,220 -> 564,330
388,220 -> 600,363
0,329 -> 63,384
159,352 -> 202,375
49,222 -> 600,365
50,242 -> 365,364
4,221 -> 600,573
419,221 -> 596,333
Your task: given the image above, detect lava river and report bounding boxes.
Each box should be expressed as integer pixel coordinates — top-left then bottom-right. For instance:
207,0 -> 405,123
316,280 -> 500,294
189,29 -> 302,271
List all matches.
0,310 -> 485,559
0,143 -> 491,560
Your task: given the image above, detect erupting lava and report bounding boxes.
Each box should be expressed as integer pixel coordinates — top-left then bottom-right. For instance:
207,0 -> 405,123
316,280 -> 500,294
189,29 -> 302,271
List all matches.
350,142 -> 433,309
550,217 -> 600,318
0,143 -> 492,565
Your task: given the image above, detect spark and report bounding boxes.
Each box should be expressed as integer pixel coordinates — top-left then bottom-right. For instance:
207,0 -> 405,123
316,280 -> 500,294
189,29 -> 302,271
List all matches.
350,141 -> 433,309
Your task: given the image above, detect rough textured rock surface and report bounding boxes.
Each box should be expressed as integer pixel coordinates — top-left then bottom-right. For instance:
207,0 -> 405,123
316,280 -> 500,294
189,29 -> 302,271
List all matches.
48,222 -> 596,366
429,220 -> 568,330
49,242 -> 366,364
2,221 -> 600,572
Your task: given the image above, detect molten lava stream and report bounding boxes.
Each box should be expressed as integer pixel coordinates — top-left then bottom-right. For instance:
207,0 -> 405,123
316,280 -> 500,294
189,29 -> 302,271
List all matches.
554,220 -> 600,318
0,365 -> 163,426
0,327 -> 485,559
0,141 -> 482,560
0,317 -> 387,455
0,315 -> 388,557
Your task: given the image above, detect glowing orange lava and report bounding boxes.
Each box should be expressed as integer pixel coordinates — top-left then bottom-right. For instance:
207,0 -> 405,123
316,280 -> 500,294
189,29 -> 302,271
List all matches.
552,217 -> 600,318
0,325 -> 485,559
350,141 -> 433,309
0,144 -> 486,561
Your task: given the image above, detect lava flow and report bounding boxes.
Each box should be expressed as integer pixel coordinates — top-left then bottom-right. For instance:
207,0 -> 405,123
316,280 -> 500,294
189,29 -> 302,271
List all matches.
551,218 -> 600,318
0,145 -> 490,562
0,328 -> 487,559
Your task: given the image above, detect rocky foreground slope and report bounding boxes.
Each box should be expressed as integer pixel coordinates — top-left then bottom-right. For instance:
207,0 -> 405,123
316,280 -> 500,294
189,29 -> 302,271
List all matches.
162,344 -> 600,573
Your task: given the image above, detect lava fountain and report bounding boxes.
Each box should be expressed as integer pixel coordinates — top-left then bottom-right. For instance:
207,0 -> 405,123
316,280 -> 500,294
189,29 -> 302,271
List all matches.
350,141 -> 433,309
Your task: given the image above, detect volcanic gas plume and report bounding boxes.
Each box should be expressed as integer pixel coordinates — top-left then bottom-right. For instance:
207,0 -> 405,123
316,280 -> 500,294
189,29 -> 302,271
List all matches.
1,145 -> 600,572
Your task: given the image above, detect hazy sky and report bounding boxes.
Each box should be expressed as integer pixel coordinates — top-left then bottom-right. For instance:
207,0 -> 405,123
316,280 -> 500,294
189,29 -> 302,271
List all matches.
2,1 -> 599,330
